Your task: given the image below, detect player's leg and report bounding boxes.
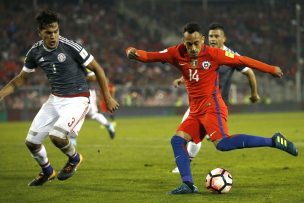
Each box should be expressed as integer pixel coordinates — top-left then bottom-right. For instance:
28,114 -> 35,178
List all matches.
25,96 -> 58,186
49,96 -> 89,180
25,139 -> 56,186
168,117 -> 202,194
203,111 -> 298,156
172,108 -> 202,174
182,109 -> 203,161
88,91 -> 115,139
215,133 -> 298,156
172,141 -> 202,173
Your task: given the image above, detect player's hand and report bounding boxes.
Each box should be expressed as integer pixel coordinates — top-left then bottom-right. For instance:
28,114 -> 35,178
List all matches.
126,47 -> 139,60
249,94 -> 260,103
272,66 -> 283,78
172,78 -> 184,88
106,97 -> 119,113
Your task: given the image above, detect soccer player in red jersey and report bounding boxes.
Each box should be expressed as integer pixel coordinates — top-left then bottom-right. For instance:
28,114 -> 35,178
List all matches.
126,23 -> 298,194
171,23 -> 260,174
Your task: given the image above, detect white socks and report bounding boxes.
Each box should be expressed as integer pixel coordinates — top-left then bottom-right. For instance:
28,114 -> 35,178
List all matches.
32,145 -> 49,166
60,140 -> 76,157
187,141 -> 202,158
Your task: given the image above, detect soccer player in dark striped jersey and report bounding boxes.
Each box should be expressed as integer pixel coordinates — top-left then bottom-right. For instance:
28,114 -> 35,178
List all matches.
171,23 -> 260,174
0,10 -> 119,186
126,23 -> 298,194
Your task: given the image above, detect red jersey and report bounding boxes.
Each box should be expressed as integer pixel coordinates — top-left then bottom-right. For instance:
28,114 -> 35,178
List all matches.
132,44 -> 276,115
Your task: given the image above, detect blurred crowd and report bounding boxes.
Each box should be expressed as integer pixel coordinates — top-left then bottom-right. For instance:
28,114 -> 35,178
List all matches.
0,0 -> 303,109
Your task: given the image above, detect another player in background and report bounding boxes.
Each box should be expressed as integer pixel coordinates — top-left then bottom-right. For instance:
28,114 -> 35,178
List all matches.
0,10 -> 118,186
100,78 -> 117,125
171,23 -> 260,174
69,69 -> 115,146
126,23 -> 298,194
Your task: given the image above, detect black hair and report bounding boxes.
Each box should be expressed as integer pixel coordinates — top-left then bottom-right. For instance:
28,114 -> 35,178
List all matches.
36,10 -> 60,30
208,23 -> 225,33
183,23 -> 201,34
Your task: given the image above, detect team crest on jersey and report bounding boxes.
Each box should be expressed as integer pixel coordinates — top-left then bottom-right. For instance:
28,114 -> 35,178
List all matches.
202,61 -> 211,70
191,59 -> 198,68
57,53 -> 66,62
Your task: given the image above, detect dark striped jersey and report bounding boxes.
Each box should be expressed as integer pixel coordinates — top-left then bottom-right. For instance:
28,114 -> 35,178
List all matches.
22,36 -> 94,96
219,46 -> 248,105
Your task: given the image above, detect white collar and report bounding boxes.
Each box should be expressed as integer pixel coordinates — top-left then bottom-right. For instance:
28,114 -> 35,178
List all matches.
43,43 -> 58,52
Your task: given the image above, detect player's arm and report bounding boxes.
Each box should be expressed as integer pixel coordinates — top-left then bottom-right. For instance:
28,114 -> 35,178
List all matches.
0,70 -> 30,101
242,68 -> 260,103
86,59 -> 119,113
212,48 -> 283,78
126,47 -> 174,63
172,76 -> 184,88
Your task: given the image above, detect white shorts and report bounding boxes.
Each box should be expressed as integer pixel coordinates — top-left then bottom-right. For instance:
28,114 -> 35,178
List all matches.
26,94 -> 89,144
70,89 -> 98,139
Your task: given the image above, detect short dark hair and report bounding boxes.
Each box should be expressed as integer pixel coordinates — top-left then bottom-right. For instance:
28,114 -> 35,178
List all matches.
208,23 -> 225,33
183,23 -> 201,34
36,10 -> 60,30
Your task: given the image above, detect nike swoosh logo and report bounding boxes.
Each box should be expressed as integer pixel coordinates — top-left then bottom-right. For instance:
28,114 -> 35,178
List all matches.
179,63 -> 187,66
209,131 -> 217,137
175,155 -> 181,159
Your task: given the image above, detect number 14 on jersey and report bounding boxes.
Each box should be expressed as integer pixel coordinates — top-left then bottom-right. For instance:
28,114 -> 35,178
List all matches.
189,69 -> 199,81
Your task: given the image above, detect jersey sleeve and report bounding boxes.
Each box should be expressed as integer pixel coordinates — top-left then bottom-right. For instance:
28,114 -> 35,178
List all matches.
65,39 -> 94,67
232,51 -> 249,72
22,48 -> 37,73
128,46 -> 175,64
210,48 -> 276,74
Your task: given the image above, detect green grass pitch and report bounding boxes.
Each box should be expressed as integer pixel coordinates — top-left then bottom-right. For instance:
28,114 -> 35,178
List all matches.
0,112 -> 303,203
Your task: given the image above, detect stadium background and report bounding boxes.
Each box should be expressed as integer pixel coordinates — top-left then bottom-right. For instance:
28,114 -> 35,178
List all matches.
0,0 -> 303,120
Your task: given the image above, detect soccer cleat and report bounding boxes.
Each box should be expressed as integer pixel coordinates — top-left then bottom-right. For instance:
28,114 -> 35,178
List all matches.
57,153 -> 83,180
272,133 -> 298,156
168,183 -> 198,195
106,123 -> 115,139
171,167 -> 180,174
28,169 -> 56,186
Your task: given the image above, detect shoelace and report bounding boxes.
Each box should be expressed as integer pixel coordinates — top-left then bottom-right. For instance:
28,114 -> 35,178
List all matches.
63,163 -> 74,173
35,173 -> 44,181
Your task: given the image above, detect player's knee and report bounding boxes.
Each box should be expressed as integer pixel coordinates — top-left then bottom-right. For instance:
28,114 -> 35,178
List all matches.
171,135 -> 187,147
25,140 -> 41,153
49,127 -> 69,148
49,127 -> 68,139
49,135 -> 69,148
215,138 -> 229,151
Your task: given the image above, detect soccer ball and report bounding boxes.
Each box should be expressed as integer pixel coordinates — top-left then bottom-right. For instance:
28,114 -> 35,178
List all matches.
205,168 -> 233,194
